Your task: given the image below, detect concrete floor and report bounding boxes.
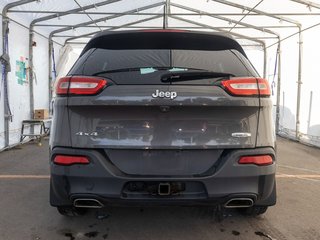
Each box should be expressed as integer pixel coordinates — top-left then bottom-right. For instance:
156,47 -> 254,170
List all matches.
0,137 -> 319,240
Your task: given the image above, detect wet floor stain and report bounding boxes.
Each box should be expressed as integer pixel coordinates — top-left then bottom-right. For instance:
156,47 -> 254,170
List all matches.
58,229 -> 75,240
96,212 -> 110,220
255,231 -> 273,240
84,231 -> 99,238
102,233 -> 108,239
88,223 -> 98,228
219,228 -> 225,232
232,230 -> 240,236
64,233 -> 75,240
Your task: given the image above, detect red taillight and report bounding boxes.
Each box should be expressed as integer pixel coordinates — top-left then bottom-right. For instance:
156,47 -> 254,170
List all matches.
55,76 -> 107,96
221,78 -> 270,97
238,155 -> 273,166
55,77 -> 70,95
53,155 -> 90,166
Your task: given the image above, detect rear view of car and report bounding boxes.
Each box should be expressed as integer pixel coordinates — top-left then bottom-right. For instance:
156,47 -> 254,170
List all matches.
50,30 -> 276,217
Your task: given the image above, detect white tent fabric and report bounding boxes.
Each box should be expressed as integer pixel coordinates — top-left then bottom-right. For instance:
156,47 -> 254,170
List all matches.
1,0 -> 320,149
55,45 -> 82,86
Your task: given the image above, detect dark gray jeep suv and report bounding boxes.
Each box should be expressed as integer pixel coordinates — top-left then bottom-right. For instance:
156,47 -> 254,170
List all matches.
50,30 -> 276,217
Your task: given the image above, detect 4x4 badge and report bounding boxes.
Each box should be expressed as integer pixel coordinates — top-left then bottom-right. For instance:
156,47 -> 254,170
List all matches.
152,90 -> 177,99
76,131 -> 98,136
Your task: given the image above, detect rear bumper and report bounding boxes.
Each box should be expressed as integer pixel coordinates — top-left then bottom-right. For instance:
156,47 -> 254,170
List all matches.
50,147 -> 276,207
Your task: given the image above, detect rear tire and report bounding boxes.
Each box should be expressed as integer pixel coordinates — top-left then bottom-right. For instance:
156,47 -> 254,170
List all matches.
57,206 -> 87,217
238,206 -> 268,216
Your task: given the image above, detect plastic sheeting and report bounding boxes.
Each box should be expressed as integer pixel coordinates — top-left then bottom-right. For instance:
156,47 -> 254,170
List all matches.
1,0 -> 320,148
55,45 -> 82,85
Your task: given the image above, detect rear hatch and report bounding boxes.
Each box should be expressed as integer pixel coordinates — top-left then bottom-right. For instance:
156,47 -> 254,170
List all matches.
60,31 -> 266,176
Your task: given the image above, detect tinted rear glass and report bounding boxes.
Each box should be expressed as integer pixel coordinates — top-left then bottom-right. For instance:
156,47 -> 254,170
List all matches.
70,48 -> 258,85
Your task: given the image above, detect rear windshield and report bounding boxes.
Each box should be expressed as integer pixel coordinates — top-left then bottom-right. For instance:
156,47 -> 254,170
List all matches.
69,48 -> 258,85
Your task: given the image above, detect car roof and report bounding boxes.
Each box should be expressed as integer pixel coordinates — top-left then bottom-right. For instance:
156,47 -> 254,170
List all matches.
81,29 -> 247,57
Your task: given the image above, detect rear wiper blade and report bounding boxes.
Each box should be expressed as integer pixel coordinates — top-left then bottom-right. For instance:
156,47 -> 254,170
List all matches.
92,67 -> 177,76
92,67 -> 216,76
161,71 -> 235,83
92,68 -> 142,75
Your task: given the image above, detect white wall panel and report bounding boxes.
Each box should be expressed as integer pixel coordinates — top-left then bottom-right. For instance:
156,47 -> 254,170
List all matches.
299,27 -> 320,138
33,34 -> 50,110
0,20 -> 61,148
0,16 -> 4,149
6,22 -> 30,145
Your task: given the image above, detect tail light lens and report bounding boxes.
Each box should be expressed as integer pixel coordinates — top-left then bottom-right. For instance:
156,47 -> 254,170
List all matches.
53,155 -> 90,166
55,76 -> 107,96
238,155 -> 273,166
55,77 -> 70,95
221,78 -> 270,97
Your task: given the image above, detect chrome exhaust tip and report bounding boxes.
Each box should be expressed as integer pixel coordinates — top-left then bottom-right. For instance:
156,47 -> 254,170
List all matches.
224,198 -> 254,208
73,198 -> 104,208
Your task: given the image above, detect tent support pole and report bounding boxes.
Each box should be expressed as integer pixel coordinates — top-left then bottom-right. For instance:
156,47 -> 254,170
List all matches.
261,41 -> 267,79
28,27 -> 34,121
48,39 -> 53,106
164,0 -> 170,29
2,13 -> 10,147
162,4 -> 166,29
296,28 -> 303,140
275,40 -> 281,134
307,91 -> 313,131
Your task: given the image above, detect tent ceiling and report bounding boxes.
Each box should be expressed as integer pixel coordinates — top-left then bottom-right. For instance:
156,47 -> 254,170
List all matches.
1,0 -> 320,148
1,0 -> 320,47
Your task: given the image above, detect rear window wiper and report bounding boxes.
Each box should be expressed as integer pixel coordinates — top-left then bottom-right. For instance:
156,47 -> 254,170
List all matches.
92,67 -> 208,76
92,67 -> 144,75
161,71 -> 235,83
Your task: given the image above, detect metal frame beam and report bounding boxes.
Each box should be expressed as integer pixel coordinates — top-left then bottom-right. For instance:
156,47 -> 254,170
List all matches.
30,0 -> 121,26
228,0 -> 265,32
211,0 -> 301,26
35,24 -> 297,29
171,3 -> 280,38
65,15 -> 162,43
48,2 -> 164,38
9,10 -> 320,17
71,0 -> 102,31
170,15 -> 266,46
47,2 -> 164,104
289,0 -> 320,9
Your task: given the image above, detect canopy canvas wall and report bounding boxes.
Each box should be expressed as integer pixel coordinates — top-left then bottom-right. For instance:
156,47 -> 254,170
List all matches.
1,0 -> 320,150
